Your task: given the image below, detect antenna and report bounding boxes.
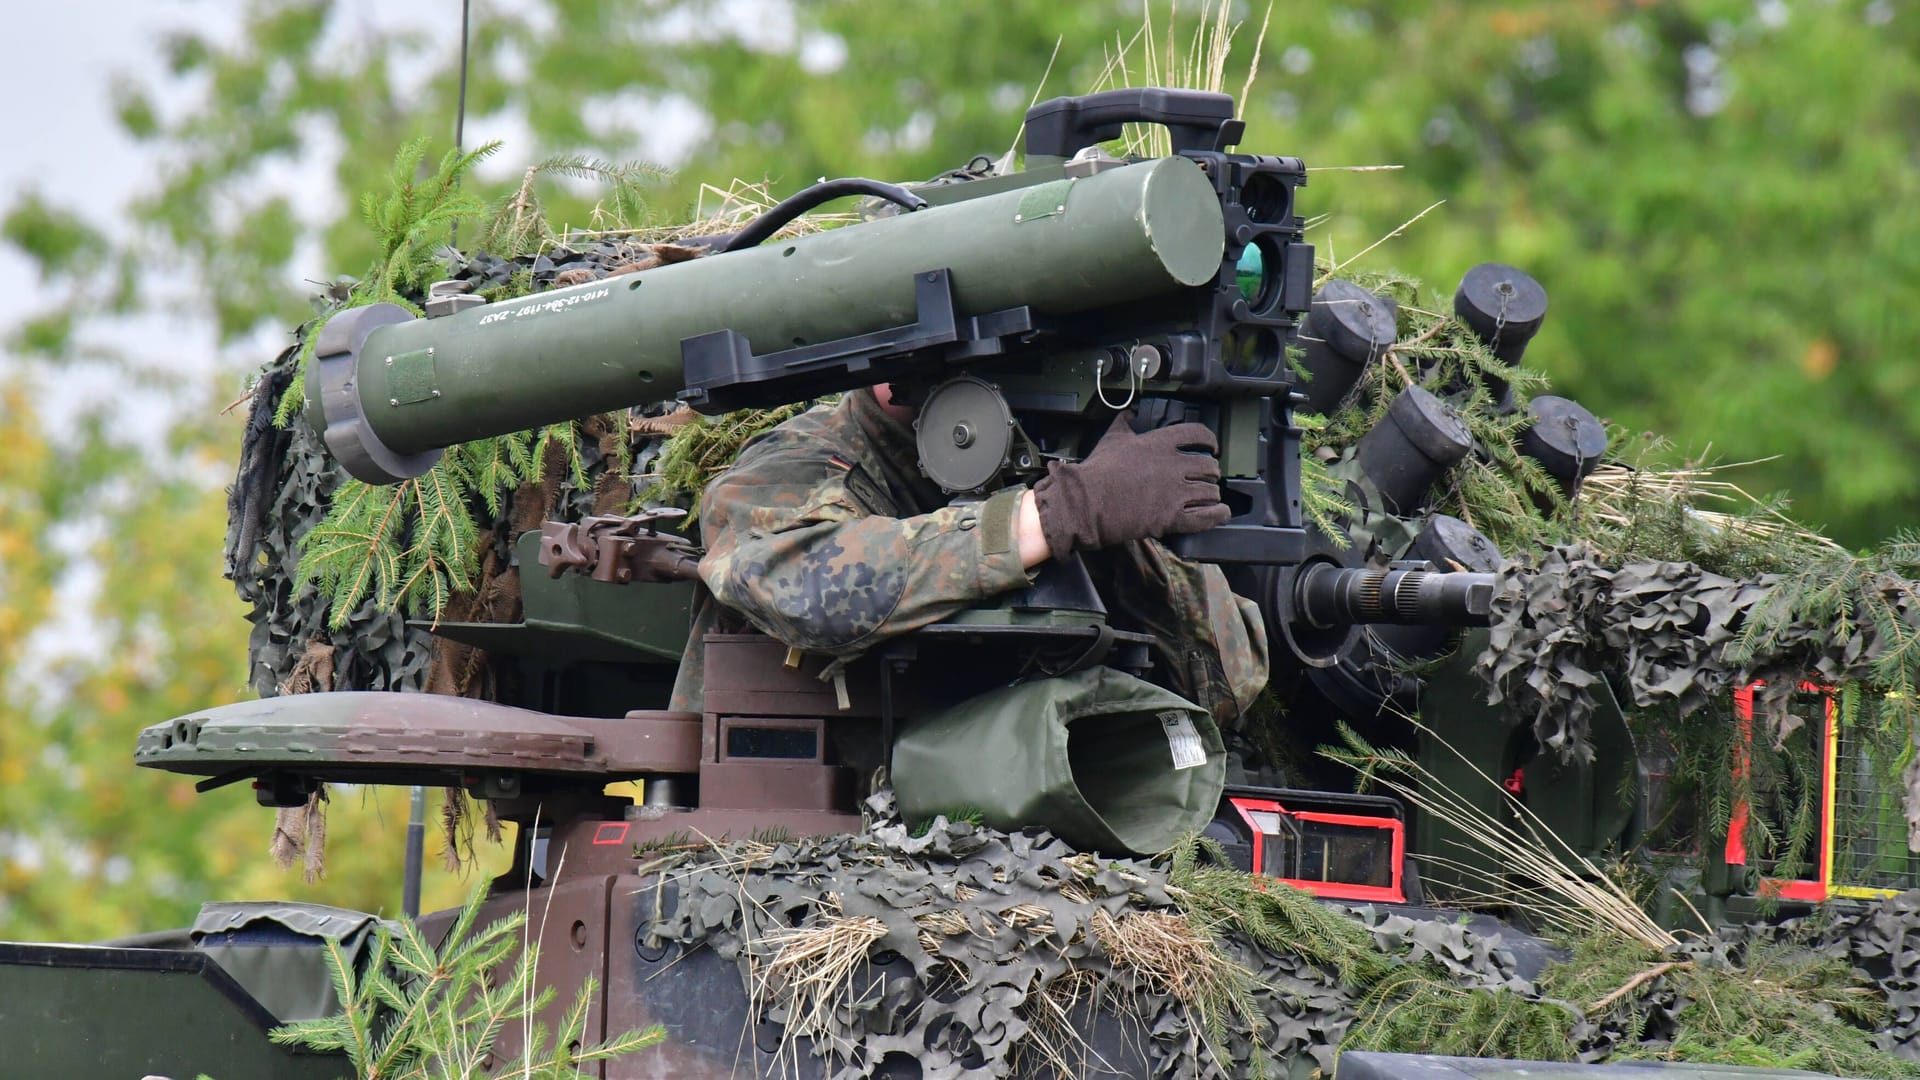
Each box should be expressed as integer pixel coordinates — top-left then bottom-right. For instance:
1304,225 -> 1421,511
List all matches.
403,0 -> 474,921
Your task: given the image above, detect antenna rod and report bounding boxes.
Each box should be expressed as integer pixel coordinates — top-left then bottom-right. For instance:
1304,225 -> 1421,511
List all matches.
403,0 -> 473,921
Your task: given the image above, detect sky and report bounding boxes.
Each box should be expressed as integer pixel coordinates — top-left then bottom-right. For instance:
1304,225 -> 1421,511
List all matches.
0,3 -> 166,332
0,1 -> 454,670
0,2 -> 448,380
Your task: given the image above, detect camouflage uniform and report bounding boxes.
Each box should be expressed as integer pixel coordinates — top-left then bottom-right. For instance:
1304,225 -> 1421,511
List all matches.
668,389 -> 1269,726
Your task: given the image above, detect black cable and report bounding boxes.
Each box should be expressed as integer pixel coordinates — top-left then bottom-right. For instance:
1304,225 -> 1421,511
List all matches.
720,178 -> 929,253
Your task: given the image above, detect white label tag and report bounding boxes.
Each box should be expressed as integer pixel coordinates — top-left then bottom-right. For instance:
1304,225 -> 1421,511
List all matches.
1160,710 -> 1207,770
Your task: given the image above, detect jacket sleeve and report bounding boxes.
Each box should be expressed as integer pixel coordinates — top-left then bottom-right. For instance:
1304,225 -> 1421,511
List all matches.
696,429 -> 1034,658
1081,539 -> 1271,728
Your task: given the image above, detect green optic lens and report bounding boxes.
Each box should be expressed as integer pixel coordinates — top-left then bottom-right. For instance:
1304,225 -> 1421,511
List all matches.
1235,244 -> 1265,303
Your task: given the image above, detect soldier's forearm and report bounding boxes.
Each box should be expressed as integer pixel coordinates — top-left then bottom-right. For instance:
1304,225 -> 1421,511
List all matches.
700,489 -> 1034,656
1016,489 -> 1051,568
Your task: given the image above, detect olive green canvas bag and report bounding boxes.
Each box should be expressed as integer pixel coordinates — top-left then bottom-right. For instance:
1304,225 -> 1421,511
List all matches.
892,665 -> 1226,854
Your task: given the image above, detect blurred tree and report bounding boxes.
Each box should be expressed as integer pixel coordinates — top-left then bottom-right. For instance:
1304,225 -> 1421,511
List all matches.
0,375 -> 501,938
1245,0 -> 1920,545
4,0 -> 1918,938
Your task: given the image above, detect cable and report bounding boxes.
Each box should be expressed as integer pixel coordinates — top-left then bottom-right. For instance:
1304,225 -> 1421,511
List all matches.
719,178 -> 929,253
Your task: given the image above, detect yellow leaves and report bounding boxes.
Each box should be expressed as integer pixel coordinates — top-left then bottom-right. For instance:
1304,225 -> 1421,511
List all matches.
0,528 -> 30,564
1803,338 -> 1840,381
1487,7 -> 1554,39
0,863 -> 35,893
94,683 -> 129,715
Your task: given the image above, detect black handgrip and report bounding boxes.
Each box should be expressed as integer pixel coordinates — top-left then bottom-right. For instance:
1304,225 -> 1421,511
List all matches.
1024,88 -> 1244,159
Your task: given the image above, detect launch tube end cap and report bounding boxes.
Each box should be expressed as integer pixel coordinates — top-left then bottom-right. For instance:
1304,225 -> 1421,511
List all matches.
1138,156 -> 1229,288
312,303 -> 444,484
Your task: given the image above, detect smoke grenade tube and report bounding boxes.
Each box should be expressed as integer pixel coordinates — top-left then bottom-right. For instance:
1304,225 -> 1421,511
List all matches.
310,157 -> 1227,483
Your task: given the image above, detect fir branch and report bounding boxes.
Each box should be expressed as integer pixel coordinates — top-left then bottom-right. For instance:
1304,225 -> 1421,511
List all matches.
271,884 -> 664,1078
638,401 -> 817,516
481,154 -> 669,257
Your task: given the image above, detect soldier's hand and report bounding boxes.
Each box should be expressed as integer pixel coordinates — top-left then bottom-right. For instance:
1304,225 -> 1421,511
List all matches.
1030,414 -> 1230,557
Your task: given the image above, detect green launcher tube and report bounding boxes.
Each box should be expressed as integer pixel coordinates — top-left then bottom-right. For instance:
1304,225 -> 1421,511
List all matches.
308,156 -> 1226,484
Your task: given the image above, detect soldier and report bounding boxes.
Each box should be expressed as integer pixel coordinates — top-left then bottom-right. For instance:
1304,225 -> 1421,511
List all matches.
668,385 -> 1268,729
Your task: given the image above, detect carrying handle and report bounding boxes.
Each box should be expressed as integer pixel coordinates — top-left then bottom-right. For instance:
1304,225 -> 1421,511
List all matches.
1023,89 -> 1244,161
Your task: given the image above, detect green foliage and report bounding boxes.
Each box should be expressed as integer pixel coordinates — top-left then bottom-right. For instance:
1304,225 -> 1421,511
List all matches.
1,192 -> 103,282
1304,263 -> 1566,558
1345,930 -> 1917,1076
1164,834 -> 1388,987
9,310 -> 74,357
279,135 -> 664,624
1160,834 -> 1391,1076
1346,976 -> 1580,1061
359,139 -> 501,302
1323,727 -> 1917,1076
641,401 -> 819,518
296,415 -> 611,626
1555,936 -> 1919,1079
1739,535 -> 1920,691
275,139 -> 498,427
480,154 -> 671,257
271,884 -> 663,1079
297,473 -> 478,630
1293,411 -> 1355,541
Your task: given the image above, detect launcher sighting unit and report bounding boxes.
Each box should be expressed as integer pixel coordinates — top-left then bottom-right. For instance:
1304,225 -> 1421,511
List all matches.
3,90 -> 1638,1079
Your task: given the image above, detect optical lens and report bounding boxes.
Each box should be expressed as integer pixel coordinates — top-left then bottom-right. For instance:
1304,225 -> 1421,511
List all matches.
1236,244 -> 1265,304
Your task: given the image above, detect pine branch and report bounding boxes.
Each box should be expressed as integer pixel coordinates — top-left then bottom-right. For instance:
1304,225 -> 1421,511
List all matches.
271,885 -> 660,1078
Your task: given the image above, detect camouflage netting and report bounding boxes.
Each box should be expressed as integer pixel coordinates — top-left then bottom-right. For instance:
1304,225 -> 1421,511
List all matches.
1475,542 -> 1920,842
637,798 -> 1920,1079
1479,544 -> 1814,760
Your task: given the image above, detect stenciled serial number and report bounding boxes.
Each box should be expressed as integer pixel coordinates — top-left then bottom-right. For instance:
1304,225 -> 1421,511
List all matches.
477,286 -> 611,326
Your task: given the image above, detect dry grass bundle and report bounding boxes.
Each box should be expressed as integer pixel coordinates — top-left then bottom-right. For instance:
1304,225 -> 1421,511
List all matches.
1091,909 -> 1226,1004
996,902 -> 1058,936
1579,458 -> 1844,557
752,907 -> 890,1048
1016,968 -> 1106,1080
1326,719 -> 1675,951
1088,1 -> 1273,160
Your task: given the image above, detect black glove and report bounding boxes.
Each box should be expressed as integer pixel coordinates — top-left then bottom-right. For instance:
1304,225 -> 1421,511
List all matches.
1031,415 -> 1230,557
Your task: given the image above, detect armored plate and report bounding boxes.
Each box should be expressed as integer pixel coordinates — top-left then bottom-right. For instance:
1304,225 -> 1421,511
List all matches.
0,941 -> 343,1080
135,692 -> 700,789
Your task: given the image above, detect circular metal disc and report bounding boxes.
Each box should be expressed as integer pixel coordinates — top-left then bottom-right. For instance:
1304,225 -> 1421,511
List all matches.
915,376 -> 1014,493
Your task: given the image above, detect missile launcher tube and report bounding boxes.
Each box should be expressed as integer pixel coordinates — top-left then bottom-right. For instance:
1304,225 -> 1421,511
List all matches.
310,156 -> 1228,483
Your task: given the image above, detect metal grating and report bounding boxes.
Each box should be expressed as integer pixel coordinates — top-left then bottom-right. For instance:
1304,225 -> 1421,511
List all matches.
1830,696 -> 1920,894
